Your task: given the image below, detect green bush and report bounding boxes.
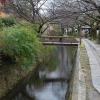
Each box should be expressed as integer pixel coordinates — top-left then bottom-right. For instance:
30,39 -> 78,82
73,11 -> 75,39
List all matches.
0,24 -> 42,69
0,19 -> 4,28
0,17 -> 16,27
18,21 -> 40,35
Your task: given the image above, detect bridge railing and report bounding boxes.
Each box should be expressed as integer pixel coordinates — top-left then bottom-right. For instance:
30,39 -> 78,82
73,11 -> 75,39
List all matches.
40,35 -> 79,46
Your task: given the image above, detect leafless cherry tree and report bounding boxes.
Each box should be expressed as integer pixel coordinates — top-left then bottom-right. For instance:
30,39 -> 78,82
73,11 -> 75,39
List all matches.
9,0 -> 56,35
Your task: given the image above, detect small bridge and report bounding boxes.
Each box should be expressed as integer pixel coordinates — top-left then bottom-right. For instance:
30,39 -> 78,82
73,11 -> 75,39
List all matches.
41,36 -> 79,46
42,42 -> 79,46
41,78 -> 68,82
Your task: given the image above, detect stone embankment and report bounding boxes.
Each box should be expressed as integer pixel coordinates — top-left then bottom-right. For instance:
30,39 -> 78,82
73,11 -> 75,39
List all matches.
0,63 -> 36,100
67,44 -> 86,100
68,41 -> 100,100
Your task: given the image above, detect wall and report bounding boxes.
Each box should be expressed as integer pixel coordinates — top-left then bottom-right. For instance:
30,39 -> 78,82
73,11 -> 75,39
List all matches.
0,64 -> 36,100
66,45 -> 86,100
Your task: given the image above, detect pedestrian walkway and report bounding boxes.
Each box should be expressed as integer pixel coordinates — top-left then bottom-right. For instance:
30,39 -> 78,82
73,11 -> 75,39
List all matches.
83,39 -> 100,93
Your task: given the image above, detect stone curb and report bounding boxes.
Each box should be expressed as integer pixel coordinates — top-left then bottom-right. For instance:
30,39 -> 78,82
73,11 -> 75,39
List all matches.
71,46 -> 86,100
83,39 -> 100,93
78,46 -> 86,100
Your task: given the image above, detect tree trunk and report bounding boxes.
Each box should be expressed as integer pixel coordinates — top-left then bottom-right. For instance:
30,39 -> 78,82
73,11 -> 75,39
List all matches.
37,24 -> 44,36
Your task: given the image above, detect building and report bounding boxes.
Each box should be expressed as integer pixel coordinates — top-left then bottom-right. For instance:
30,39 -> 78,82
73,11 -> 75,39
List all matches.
81,25 -> 91,37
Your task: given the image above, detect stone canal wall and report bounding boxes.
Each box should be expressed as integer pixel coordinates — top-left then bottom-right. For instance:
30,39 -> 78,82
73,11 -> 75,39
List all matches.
0,63 -> 36,100
67,45 -> 87,100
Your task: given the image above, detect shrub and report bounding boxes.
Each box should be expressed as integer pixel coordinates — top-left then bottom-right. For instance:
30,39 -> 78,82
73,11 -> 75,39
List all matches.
0,24 -> 42,69
18,21 -> 40,35
0,19 -> 4,28
0,17 -> 16,27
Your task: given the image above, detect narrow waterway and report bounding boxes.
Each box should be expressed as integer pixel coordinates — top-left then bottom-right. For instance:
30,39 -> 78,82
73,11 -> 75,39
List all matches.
12,46 -> 77,100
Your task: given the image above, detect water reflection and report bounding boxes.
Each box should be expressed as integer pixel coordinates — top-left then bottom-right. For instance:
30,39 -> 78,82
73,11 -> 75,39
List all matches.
13,82 -> 67,100
12,46 -> 76,100
27,82 -> 67,100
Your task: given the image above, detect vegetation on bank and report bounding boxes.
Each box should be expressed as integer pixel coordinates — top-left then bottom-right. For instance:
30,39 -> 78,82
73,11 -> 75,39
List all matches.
0,20 -> 41,69
0,17 -> 16,28
0,17 -> 57,70
0,17 -> 58,98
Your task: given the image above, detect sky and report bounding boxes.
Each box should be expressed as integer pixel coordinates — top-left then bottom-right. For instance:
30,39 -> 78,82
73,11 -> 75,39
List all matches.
39,0 -> 53,14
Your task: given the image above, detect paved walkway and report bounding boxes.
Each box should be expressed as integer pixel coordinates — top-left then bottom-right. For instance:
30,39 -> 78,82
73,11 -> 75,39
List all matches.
83,39 -> 100,93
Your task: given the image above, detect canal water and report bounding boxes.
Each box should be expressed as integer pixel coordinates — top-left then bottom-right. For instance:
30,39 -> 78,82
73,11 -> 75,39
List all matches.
12,46 -> 77,100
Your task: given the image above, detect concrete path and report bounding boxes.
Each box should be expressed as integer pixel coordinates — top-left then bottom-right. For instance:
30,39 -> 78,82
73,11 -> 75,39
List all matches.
83,39 -> 100,93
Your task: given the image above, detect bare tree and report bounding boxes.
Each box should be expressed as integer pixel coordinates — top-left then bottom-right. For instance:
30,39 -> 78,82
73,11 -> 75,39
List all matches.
47,0 -> 82,35
9,0 -> 54,35
51,0 -> 100,36
80,0 -> 100,40
7,0 -> 100,37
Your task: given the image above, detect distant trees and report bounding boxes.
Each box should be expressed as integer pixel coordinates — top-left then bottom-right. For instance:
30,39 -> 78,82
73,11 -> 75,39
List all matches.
47,0 -> 83,35
81,0 -> 100,41
6,0 -> 100,38
48,0 -> 100,38
0,0 -> 10,5
0,0 -> 7,4
9,0 -> 55,35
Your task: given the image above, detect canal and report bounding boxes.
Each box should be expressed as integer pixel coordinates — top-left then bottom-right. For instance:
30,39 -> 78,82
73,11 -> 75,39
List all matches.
12,46 -> 77,100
